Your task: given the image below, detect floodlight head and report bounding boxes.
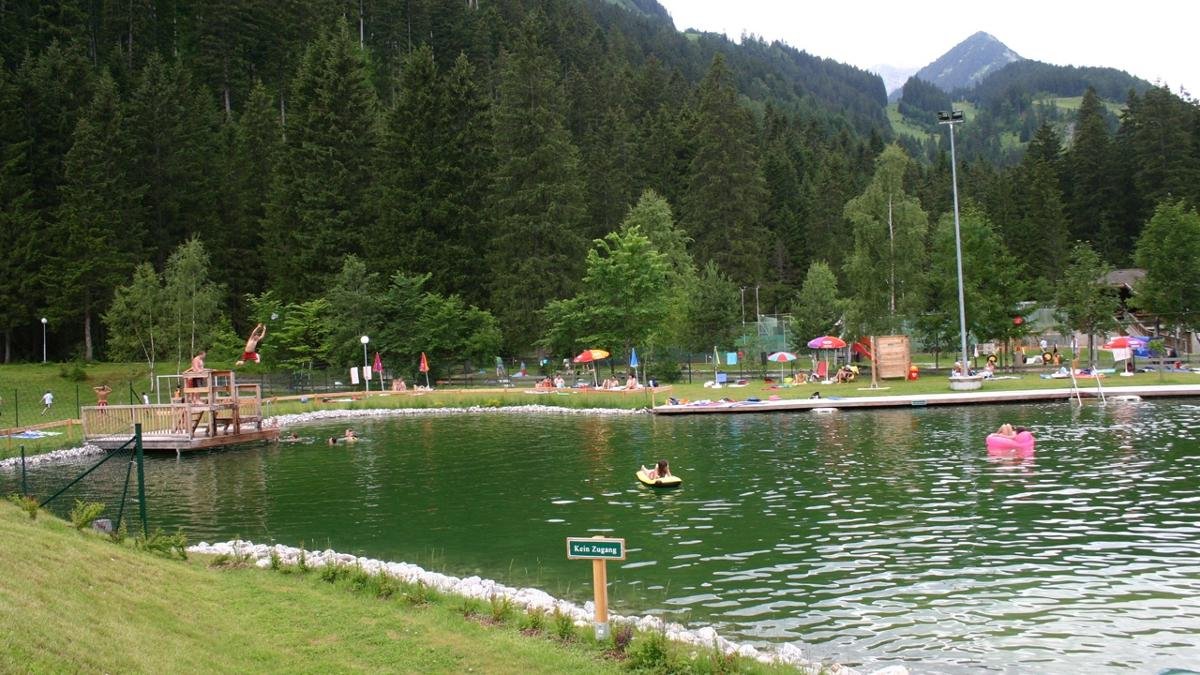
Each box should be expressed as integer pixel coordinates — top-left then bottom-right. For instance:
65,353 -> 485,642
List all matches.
937,110 -> 964,124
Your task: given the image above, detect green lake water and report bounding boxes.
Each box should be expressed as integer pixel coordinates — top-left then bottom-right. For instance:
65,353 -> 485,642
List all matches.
7,400 -> 1200,672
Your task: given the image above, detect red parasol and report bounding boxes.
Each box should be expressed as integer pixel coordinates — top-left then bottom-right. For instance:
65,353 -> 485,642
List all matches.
372,352 -> 383,373
418,352 -> 430,388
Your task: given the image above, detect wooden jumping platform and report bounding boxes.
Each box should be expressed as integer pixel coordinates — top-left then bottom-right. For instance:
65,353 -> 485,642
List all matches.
82,368 -> 279,451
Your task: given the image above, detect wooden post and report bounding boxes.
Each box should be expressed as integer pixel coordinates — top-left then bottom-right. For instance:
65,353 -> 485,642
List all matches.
592,558 -> 609,639
566,535 -> 624,641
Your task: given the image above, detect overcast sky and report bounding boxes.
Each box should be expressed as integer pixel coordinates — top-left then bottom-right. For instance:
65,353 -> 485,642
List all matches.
655,1 -> 1194,95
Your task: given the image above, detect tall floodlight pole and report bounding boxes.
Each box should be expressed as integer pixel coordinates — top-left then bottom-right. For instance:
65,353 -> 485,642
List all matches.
360,335 -> 370,392
938,110 -> 969,376
740,287 -> 746,327
40,317 -> 47,363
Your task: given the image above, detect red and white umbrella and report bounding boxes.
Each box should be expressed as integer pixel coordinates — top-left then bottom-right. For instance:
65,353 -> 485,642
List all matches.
1101,336 -> 1145,350
766,351 -> 797,380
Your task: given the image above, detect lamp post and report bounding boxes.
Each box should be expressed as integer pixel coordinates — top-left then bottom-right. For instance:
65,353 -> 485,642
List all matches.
40,317 -> 47,363
360,335 -> 370,392
938,110 -> 970,378
740,287 -> 746,327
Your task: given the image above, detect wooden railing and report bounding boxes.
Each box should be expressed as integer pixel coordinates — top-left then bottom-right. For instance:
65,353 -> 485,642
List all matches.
81,404 -> 190,439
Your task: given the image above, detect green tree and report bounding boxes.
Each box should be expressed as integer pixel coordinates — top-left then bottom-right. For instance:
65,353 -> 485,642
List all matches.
320,256 -> 384,369
0,65 -> 41,362
52,71 -> 145,360
103,263 -> 166,387
1132,201 -> 1200,351
540,226 -> 670,359
680,260 -> 740,354
842,144 -> 929,336
1053,242 -> 1119,365
682,53 -> 767,284
1064,88 -> 1116,254
126,54 -> 221,267
789,262 -> 844,350
487,18 -> 587,347
1013,123 -> 1070,291
922,204 -> 1025,366
263,19 -> 380,300
162,238 -> 226,371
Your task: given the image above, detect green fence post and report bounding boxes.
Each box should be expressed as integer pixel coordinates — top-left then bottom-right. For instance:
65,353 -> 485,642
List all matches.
20,445 -> 27,495
13,388 -> 18,428
134,423 -> 147,537
75,383 -> 80,418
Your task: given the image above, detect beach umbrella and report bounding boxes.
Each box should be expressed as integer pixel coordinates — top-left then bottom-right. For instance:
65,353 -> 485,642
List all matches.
419,351 -> 430,388
572,349 -> 609,363
807,336 -> 847,350
1101,336 -> 1145,350
630,347 -> 640,384
766,351 -> 797,381
573,349 -> 609,385
808,335 -> 847,375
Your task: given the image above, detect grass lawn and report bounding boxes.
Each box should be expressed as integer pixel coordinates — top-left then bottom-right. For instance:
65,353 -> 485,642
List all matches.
0,502 -> 796,673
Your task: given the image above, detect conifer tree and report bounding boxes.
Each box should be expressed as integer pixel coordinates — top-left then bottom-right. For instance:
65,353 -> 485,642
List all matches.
487,17 -> 587,347
262,19 -> 380,301
1064,88 -> 1116,251
0,65 -> 41,362
682,53 -> 767,284
126,54 -> 221,267
53,72 -> 146,360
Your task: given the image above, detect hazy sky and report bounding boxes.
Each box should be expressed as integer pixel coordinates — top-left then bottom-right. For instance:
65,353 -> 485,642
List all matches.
655,1 -> 1194,94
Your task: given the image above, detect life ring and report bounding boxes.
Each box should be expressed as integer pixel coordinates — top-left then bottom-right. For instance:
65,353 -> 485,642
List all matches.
986,431 -> 1035,452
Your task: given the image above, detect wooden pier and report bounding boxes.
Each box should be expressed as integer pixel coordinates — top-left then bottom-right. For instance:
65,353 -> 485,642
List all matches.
81,368 -> 278,451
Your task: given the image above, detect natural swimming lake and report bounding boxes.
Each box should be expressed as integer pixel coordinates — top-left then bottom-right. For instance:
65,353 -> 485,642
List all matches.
8,400 -> 1200,672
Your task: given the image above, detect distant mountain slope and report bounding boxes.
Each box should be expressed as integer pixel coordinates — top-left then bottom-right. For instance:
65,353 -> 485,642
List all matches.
915,31 -> 1022,92
961,60 -> 1153,105
600,0 -> 672,21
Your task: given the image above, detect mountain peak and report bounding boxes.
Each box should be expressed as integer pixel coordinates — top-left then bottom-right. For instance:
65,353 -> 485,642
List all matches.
914,31 -> 1023,92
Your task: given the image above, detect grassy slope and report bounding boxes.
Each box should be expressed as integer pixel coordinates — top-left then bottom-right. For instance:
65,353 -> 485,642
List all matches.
0,503 -> 625,674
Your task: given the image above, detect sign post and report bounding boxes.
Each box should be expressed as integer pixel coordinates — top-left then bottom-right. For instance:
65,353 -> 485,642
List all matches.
566,536 -> 625,639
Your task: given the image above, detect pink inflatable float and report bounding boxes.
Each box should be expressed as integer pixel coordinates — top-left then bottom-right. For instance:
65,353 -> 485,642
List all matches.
986,430 -> 1036,452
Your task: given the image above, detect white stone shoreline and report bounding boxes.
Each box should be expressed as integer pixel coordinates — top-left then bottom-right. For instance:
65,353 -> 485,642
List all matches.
187,540 -> 902,675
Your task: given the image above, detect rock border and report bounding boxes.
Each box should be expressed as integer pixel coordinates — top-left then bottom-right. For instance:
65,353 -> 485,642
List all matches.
188,539 -> 901,675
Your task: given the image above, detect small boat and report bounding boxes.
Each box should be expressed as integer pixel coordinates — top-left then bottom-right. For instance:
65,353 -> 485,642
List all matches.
636,468 -> 682,488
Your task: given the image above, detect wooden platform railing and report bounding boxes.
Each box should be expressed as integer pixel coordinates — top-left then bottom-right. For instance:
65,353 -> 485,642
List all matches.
81,404 -> 189,439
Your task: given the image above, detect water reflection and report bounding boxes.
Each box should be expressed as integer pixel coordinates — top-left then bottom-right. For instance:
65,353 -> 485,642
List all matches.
5,401 -> 1200,672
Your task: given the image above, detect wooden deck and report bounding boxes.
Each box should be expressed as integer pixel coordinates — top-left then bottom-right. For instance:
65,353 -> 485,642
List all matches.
82,368 -> 277,452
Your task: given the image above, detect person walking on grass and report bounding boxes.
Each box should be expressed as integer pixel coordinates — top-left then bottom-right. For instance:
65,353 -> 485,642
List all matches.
40,390 -> 53,416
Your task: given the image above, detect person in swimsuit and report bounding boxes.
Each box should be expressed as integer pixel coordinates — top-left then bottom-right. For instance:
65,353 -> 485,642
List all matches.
644,459 -> 671,479
93,384 -> 112,407
236,323 -> 267,366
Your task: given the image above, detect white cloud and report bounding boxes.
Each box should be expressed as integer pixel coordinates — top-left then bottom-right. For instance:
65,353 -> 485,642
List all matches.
656,0 -> 1194,95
